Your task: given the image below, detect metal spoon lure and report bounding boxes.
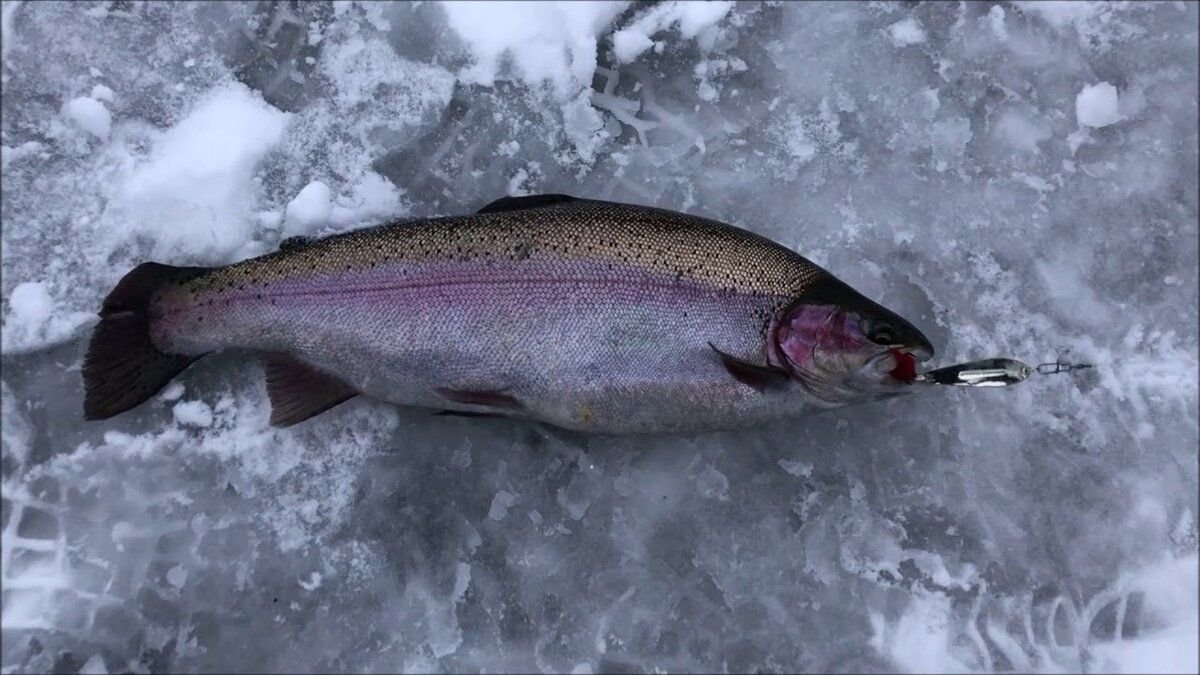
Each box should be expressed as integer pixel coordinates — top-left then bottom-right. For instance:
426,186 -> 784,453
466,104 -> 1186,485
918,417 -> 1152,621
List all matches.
915,358 -> 1093,387
915,358 -> 1032,387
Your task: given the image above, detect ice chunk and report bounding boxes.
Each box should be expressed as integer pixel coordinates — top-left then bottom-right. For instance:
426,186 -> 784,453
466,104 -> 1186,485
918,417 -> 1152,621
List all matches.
451,562 -> 470,602
173,400 -> 214,428
1075,82 -> 1121,128
79,654 -> 108,675
487,490 -> 516,521
284,181 -> 333,236
557,464 -> 604,520
888,18 -> 926,47
166,565 -> 188,588
694,464 -> 729,501
90,84 -> 114,102
61,96 -> 112,140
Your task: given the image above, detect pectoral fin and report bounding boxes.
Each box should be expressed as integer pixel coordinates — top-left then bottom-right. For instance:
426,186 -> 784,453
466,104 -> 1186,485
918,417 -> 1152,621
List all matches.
709,343 -> 791,392
263,354 -> 358,427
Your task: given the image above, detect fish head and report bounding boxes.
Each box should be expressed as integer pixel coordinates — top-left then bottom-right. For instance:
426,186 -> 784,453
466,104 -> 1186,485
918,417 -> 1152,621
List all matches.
771,278 -> 934,401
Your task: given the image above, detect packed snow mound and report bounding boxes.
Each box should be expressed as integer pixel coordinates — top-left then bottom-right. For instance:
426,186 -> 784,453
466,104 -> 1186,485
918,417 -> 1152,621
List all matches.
283,180 -> 333,237
1,1 -> 1196,673
120,82 -> 291,261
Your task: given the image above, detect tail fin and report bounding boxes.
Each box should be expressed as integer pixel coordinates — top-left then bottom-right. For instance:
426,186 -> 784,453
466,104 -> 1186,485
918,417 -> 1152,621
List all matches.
83,262 -> 211,420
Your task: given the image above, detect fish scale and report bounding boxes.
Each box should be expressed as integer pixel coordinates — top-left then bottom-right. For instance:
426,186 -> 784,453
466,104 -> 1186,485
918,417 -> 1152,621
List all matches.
83,194 -> 934,432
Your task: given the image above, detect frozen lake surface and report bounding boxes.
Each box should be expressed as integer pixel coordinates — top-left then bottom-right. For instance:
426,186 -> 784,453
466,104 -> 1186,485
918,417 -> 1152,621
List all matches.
1,1 -> 1197,672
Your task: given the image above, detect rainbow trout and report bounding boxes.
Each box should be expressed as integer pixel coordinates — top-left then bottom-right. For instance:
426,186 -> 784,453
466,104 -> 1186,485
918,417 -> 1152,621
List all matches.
83,194 -> 934,433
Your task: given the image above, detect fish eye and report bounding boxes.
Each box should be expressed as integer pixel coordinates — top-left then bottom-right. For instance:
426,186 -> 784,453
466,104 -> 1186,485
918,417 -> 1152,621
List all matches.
866,320 -> 897,345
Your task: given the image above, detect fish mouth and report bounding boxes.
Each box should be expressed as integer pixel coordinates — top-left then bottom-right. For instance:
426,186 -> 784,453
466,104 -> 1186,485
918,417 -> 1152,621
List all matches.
865,345 -> 934,382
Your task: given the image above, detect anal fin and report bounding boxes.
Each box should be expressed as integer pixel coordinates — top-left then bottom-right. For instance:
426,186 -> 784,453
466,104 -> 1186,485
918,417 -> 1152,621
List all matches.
434,410 -> 508,419
435,387 -> 523,410
709,343 -> 791,392
263,354 -> 358,427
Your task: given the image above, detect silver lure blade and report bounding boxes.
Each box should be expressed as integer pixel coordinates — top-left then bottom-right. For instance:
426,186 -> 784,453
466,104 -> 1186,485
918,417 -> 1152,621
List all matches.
915,358 -> 1032,387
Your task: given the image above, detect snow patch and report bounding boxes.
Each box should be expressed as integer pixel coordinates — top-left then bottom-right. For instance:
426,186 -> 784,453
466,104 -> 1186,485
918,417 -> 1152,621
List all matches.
1013,0 -> 1106,30
1,0 -> 21,60
442,1 -> 627,99
0,140 -> 43,171
611,1 -> 734,63
1,380 -> 33,466
173,400 -> 214,428
328,172 -> 404,229
993,107 -> 1053,152
888,18 -> 927,47
1,281 -> 92,353
612,29 -> 654,64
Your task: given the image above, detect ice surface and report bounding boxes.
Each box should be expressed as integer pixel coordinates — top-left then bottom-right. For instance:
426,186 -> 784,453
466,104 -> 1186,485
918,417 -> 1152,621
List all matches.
1,1 -> 1197,673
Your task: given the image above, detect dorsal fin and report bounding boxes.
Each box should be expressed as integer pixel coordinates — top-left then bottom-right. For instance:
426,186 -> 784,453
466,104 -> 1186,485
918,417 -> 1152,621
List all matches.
279,235 -> 317,251
262,353 -> 358,427
476,194 -> 578,214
